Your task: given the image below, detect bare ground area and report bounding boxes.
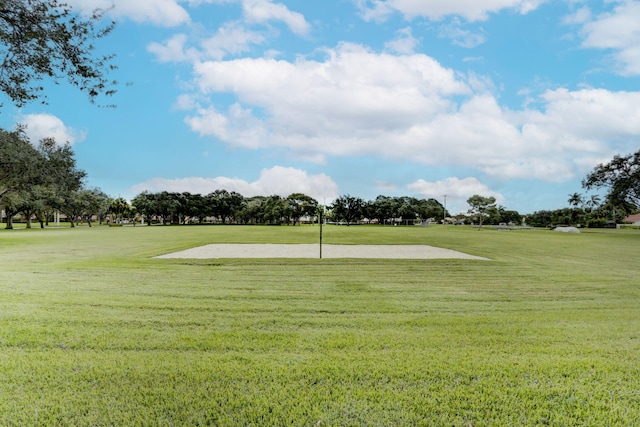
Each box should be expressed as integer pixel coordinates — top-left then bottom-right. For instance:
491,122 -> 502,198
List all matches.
155,244 -> 489,260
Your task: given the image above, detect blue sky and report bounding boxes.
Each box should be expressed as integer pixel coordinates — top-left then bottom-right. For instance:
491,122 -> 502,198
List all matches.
2,0 -> 640,214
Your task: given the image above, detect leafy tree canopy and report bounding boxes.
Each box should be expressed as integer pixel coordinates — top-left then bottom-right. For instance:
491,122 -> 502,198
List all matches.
286,193 -> 318,225
467,194 -> 496,229
0,0 -> 117,107
583,150 -> 640,211
330,194 -> 365,225
0,128 -> 40,201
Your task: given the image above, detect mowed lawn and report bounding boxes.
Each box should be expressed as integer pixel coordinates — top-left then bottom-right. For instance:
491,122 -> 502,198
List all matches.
0,224 -> 639,426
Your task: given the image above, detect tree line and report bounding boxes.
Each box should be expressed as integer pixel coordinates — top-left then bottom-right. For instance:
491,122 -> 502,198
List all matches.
2,1 -> 639,230
124,149 -> 640,228
0,131 -> 448,227
127,192 -> 447,226
130,191 -> 319,225
0,0 -> 118,229
0,128 -> 111,229
2,122 -> 638,228
526,193 -> 628,228
527,152 -> 640,228
0,129 -> 447,228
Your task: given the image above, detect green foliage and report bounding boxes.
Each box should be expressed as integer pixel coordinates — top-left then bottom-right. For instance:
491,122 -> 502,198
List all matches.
36,138 -> 88,226
0,226 -> 639,425
583,149 -> 640,211
0,0 -> 117,107
587,218 -> 609,228
528,202 -> 625,227
131,191 -> 156,225
467,194 -> 496,228
286,193 -> 318,225
131,191 -> 453,226
208,189 -> 244,224
365,195 -> 445,224
108,196 -> 130,224
0,128 -> 41,203
259,195 -> 287,224
482,206 -> 523,226
1,128 -> 110,228
567,192 -> 584,208
330,194 -> 365,224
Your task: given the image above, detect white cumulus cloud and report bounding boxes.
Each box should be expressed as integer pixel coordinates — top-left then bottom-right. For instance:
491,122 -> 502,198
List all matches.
147,34 -> 195,62
577,1 -> 640,76
438,18 -> 487,48
148,24 -> 266,63
146,1 -> 308,63
20,114 -> 87,146
384,27 -> 420,54
130,166 -> 339,202
242,0 -> 310,35
408,177 -> 504,214
200,22 -> 267,59
188,43 -> 468,160
357,0 -> 547,22
65,0 -> 190,27
68,0 -> 309,31
180,43 -> 640,182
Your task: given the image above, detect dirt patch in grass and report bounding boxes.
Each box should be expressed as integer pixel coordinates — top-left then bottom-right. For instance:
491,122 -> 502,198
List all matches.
155,244 -> 489,260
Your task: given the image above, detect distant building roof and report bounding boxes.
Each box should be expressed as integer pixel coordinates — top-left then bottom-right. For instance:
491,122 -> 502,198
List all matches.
623,213 -> 640,224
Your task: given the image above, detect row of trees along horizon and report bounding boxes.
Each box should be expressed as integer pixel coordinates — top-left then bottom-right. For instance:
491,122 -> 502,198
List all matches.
1,122 -> 639,229
1,1 -> 639,230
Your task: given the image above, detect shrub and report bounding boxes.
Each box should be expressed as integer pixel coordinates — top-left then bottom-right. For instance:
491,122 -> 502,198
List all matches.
587,218 -> 608,228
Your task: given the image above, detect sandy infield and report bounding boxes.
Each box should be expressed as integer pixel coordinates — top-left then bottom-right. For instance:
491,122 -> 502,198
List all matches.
155,244 -> 488,260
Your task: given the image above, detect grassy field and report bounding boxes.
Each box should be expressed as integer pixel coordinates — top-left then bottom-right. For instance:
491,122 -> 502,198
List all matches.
0,224 -> 639,426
